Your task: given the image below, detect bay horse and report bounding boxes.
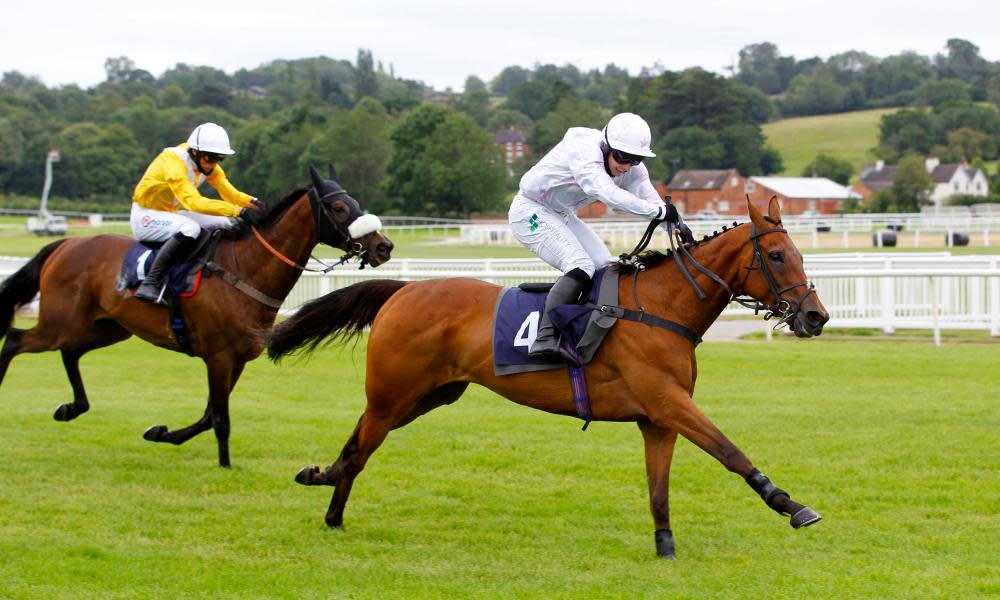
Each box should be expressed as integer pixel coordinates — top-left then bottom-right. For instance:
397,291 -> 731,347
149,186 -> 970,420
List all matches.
266,197 -> 829,558
0,165 -> 393,468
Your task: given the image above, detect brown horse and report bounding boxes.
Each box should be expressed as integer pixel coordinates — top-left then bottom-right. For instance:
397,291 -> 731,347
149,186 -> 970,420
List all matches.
0,166 -> 393,468
266,197 -> 829,558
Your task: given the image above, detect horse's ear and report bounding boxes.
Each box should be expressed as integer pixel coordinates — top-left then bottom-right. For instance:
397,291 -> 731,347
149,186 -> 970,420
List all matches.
308,165 -> 324,190
767,195 -> 782,223
746,194 -> 763,224
328,163 -> 339,181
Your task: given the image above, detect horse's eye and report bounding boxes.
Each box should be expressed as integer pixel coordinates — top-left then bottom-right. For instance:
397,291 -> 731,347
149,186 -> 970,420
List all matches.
333,205 -> 346,213
768,251 -> 783,263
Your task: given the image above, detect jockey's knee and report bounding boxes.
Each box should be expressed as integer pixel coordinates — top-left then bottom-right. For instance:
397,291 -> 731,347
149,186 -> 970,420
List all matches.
176,221 -> 201,238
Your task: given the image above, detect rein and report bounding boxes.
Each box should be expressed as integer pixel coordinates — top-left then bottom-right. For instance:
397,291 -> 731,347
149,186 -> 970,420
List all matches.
732,221 -> 815,328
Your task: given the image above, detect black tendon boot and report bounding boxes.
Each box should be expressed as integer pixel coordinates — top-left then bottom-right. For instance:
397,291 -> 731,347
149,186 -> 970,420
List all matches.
528,268 -> 591,364
133,232 -> 197,304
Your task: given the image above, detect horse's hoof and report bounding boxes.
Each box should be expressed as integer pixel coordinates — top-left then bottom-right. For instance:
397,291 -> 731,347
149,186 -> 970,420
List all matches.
790,506 -> 822,529
295,465 -> 319,485
143,425 -> 168,442
325,513 -> 343,529
53,404 -> 73,422
654,529 -> 676,559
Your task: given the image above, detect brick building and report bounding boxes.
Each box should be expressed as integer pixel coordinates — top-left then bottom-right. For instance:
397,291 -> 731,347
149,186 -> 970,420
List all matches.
664,170 -> 747,215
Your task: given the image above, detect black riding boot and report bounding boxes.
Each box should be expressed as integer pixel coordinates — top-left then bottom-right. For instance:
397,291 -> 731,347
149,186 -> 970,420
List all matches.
134,232 -> 196,304
528,268 -> 591,364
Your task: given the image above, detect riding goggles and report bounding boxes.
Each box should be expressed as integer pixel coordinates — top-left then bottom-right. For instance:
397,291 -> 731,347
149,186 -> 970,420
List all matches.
611,148 -> 643,166
199,151 -> 226,164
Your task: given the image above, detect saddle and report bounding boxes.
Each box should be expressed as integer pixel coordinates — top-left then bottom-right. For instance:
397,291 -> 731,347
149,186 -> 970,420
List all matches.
118,230 -> 218,356
118,230 -> 216,299
492,266 -> 621,376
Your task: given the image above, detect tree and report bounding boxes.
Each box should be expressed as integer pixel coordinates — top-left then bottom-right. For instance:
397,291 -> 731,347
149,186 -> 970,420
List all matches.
737,42 -> 784,94
878,109 -> 934,161
301,97 -> 393,212
528,96 -> 607,156
658,126 -> 725,177
916,78 -> 971,107
354,49 -> 378,102
490,66 -> 531,95
385,104 -> 506,216
890,153 -> 934,211
453,76 -> 491,126
936,127 -> 997,162
802,153 -> 854,184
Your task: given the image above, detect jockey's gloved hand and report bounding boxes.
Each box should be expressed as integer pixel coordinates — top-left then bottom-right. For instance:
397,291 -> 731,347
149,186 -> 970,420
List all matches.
658,202 -> 680,225
238,204 -> 263,227
678,221 -> 696,245
249,197 -> 266,210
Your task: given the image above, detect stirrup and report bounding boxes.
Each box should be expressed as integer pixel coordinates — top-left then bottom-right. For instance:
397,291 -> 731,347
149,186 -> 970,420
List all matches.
134,283 -> 166,304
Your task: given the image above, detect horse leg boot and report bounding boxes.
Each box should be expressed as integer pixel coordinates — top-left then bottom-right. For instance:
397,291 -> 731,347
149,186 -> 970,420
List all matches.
528,268 -> 589,366
134,232 -> 196,304
745,468 -> 822,529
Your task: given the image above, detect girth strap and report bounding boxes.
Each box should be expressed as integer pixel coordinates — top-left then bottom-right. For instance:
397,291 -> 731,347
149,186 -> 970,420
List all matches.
589,303 -> 702,346
204,261 -> 284,309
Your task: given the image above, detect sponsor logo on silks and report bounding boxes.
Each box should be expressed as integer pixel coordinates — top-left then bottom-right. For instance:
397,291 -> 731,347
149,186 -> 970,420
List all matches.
140,215 -> 172,228
528,213 -> 540,232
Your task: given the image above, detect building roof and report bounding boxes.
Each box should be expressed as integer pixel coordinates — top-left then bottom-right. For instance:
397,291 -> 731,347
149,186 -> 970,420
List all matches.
665,169 -> 737,190
751,176 -> 856,199
495,128 -> 528,144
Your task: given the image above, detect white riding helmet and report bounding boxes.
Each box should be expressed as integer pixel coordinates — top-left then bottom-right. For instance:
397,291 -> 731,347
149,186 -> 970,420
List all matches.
186,122 -> 235,155
603,113 -> 656,157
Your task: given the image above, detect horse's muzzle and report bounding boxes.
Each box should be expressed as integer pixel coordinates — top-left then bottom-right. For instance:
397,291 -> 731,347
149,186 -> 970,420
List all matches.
791,307 -> 829,338
365,233 -> 394,268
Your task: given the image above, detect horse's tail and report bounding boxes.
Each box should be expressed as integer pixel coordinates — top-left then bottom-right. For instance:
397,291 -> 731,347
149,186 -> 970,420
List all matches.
267,279 -> 409,361
0,239 -> 68,337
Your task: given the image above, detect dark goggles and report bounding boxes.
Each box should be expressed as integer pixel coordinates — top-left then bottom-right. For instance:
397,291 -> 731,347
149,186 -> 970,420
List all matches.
610,148 -> 643,166
199,151 -> 226,164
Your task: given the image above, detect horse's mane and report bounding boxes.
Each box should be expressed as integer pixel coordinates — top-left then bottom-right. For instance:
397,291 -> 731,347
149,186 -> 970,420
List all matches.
621,221 -> 746,272
217,186 -> 309,241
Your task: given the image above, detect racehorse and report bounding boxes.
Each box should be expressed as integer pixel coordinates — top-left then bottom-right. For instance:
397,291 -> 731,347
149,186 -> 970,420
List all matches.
0,165 -> 393,468
266,197 -> 829,558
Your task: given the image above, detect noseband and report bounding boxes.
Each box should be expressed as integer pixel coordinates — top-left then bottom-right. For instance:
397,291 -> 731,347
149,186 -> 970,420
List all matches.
733,222 -> 815,329
308,186 -> 375,268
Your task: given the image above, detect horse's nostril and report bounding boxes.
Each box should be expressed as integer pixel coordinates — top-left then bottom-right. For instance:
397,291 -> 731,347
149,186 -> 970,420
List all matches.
807,311 -> 828,327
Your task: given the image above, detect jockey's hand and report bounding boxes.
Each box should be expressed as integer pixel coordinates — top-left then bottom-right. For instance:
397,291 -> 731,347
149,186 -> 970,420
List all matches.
660,202 -> 680,225
238,204 -> 263,227
678,221 -> 696,245
249,197 -> 266,210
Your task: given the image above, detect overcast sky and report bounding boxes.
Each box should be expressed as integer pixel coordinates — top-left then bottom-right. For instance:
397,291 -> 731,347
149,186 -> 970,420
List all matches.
3,1 -> 999,93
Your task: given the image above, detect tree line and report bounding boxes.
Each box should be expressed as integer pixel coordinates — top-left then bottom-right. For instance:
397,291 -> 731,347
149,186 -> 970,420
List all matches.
2,39 -> 999,216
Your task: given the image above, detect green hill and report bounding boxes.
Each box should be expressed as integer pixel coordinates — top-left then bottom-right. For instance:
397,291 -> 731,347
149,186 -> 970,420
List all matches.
762,108 -> 898,181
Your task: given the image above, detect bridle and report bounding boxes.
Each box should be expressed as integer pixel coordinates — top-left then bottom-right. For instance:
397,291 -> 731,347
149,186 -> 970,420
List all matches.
732,220 -> 816,329
249,186 -> 376,273
622,217 -> 815,330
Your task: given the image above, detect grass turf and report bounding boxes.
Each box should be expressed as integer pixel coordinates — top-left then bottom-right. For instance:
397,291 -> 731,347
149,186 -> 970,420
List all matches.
0,329 -> 996,598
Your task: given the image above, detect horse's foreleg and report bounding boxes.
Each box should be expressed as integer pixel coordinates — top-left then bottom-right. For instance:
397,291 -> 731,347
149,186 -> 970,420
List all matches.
649,383 -> 821,530
637,419 -> 679,559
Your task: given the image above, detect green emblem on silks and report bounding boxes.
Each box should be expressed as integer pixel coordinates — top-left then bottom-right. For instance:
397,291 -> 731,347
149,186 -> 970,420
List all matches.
528,213 -> 540,232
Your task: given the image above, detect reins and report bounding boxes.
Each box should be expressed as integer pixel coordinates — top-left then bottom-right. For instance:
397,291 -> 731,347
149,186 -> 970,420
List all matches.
618,211 -> 814,334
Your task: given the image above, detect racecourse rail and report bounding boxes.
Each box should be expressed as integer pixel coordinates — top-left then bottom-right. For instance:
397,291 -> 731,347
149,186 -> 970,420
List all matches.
5,252 -> 995,345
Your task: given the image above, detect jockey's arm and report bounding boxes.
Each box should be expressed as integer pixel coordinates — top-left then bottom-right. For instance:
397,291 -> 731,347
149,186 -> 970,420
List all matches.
572,154 -> 666,220
205,165 -> 254,208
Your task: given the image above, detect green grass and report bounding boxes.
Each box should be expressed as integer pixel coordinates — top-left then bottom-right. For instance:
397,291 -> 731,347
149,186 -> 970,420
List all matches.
763,108 -> 897,180
0,326 -> 996,598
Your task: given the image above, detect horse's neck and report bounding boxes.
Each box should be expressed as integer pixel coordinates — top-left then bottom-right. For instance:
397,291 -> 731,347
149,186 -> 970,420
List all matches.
642,228 -> 750,335
228,197 -> 317,297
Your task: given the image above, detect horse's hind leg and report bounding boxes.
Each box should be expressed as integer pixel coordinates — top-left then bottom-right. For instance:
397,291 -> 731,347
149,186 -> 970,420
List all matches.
53,322 -> 132,421
296,382 -> 467,527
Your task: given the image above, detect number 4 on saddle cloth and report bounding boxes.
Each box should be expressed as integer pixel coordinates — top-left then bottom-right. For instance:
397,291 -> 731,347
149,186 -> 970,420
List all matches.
492,266 -> 622,376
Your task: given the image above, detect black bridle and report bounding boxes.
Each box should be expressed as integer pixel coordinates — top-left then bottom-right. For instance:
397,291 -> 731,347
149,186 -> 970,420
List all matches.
307,186 -> 374,270
621,218 -> 814,330
732,222 -> 816,329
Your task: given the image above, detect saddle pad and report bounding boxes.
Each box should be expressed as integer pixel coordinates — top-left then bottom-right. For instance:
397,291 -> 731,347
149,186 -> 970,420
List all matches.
119,243 -> 202,298
492,266 -> 621,376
